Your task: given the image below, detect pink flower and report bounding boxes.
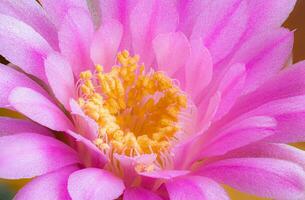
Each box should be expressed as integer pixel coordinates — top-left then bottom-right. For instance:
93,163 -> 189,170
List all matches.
0,0 -> 304,199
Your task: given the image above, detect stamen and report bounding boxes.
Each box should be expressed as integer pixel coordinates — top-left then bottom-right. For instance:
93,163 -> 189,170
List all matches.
77,50 -> 187,158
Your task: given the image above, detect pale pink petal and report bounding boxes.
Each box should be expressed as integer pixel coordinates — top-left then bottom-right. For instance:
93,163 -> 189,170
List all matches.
0,64 -> 47,108
0,14 -> 53,81
175,116 -> 276,169
14,165 -> 79,200
198,158 -> 305,199
130,0 -> 178,67
40,0 -> 88,28
177,0 -> 210,37
139,170 -> 190,192
215,0 -> 296,66
231,28 -> 293,94
269,112 -> 305,143
240,93 -> 305,118
124,187 -> 162,200
220,99 -> 305,145
0,133 -> 79,179
223,61 -> 305,124
238,95 -> 305,143
114,154 -> 156,186
191,0 -> 248,63
166,176 -> 229,200
98,0 -> 139,49
58,8 -> 94,76
224,143 -> 305,170
90,19 -> 123,71
214,63 -> 246,120
0,0 -> 58,50
45,53 -> 75,109
0,117 -> 52,136
199,116 -> 276,158
184,39 -> 213,100
197,91 -> 221,127
140,170 -> 189,180
70,99 -> 98,140
173,134 -> 202,170
9,87 -> 73,131
247,0 -> 297,32
66,130 -> 107,167
99,0 -> 138,25
68,168 -> 125,200
153,32 -> 190,77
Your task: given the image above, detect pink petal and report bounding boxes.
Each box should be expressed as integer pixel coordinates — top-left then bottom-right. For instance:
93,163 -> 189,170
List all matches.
199,116 -> 276,158
0,64 -> 47,108
66,130 -> 107,168
240,96 -> 305,145
244,94 -> 305,117
0,0 -> 58,50
0,117 -> 52,136
0,133 -> 79,179
14,165 -> 79,200
166,176 -> 229,200
191,0 -> 248,63
184,39 -> 213,100
140,170 -> 189,180
99,0 -> 138,24
124,187 -> 162,200
224,143 -> 305,170
247,0 -> 297,32
231,28 -> 293,94
68,168 -> 125,200
214,63 -> 246,120
0,14 -> 53,81
197,91 -> 221,127
198,158 -> 305,199
98,0 -> 139,49
237,95 -> 305,143
130,0 -> 178,67
40,0 -> 88,28
269,112 -> 305,143
90,19 -> 123,71
177,0 -> 210,37
153,32 -> 190,77
175,116 -> 276,169
45,53 -> 75,109
70,99 -> 98,140
9,87 -> 73,132
114,154 -> 156,186
223,61 -> 305,125
215,0 -> 296,66
58,7 -> 94,76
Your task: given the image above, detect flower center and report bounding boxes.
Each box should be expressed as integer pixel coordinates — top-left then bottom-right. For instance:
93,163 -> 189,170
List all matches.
77,50 -> 187,157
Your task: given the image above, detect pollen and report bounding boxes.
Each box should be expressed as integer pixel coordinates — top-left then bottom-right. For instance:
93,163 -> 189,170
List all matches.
77,50 -> 187,157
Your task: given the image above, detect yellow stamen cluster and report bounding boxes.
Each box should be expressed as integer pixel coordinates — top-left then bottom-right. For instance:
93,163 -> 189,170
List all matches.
77,50 -> 187,157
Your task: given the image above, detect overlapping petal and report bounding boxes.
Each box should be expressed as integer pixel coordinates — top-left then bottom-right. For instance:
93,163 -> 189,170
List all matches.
198,158 -> 305,199
9,87 -> 73,131
0,0 -> 58,49
14,165 -> 79,200
58,7 -> 94,76
166,176 -> 229,200
0,14 -> 53,81
0,117 -> 52,136
67,168 -> 125,200
0,133 -> 79,179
